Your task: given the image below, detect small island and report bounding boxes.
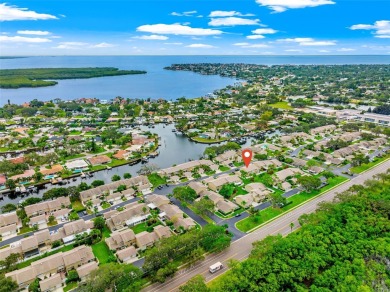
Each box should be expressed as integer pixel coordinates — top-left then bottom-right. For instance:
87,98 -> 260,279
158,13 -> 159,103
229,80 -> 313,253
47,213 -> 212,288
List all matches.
0,67 -> 147,89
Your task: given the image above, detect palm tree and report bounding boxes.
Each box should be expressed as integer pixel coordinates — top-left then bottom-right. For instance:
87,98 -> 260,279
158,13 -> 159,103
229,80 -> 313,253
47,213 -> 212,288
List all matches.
290,222 -> 295,232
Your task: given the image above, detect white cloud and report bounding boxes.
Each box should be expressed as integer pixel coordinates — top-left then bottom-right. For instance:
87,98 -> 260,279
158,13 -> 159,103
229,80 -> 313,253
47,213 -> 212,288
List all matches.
209,11 -> 255,17
247,35 -> 266,39
92,42 -> 115,48
137,24 -> 223,36
255,0 -> 335,12
285,49 -> 303,52
54,42 -> 88,49
252,28 -> 278,34
278,37 -> 336,46
164,42 -> 183,45
233,42 -> 250,46
319,50 -> 330,52
337,48 -> 355,52
0,3 -> 57,21
186,43 -> 216,48
134,35 -> 169,40
17,30 -> 51,35
209,17 -> 260,27
350,20 -> 390,39
234,43 -> 270,48
171,11 -> 197,17
0,35 -> 51,43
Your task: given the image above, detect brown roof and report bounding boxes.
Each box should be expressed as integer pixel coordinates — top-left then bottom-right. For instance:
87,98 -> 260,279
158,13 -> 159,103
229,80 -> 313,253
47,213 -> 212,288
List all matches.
0,212 -> 19,227
135,231 -> 158,247
116,246 -> 137,261
0,223 -> 17,235
62,246 -> 94,267
6,266 -> 35,286
63,219 -> 88,236
40,164 -> 63,176
39,273 -> 62,291
88,155 -> 111,166
31,253 -> 64,276
21,236 -> 38,252
35,229 -> 51,244
76,261 -> 98,278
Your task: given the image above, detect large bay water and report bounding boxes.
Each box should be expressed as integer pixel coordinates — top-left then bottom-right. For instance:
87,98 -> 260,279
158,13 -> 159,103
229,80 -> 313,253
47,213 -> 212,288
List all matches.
1,55 -> 389,106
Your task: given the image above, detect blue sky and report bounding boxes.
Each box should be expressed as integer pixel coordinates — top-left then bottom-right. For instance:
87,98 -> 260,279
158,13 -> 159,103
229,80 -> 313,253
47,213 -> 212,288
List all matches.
0,0 -> 389,55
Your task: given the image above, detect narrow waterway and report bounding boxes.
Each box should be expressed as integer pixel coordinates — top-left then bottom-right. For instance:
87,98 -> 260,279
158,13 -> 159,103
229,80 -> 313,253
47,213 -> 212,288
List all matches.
1,124 -> 272,207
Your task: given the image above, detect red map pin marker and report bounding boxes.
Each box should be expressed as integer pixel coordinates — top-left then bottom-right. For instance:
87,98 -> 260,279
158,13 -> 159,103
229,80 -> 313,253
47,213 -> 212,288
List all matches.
242,149 -> 253,168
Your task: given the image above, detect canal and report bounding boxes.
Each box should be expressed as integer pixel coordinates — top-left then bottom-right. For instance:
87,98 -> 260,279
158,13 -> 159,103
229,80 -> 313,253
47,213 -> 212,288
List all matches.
0,123 -> 278,207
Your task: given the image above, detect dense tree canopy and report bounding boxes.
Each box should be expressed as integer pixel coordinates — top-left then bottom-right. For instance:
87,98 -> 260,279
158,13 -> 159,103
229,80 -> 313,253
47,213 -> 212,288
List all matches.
194,172 -> 390,292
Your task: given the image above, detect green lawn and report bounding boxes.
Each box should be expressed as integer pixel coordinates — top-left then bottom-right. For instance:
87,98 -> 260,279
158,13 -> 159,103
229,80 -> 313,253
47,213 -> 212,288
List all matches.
350,155 -> 389,174
18,226 -> 34,235
69,210 -> 80,221
91,241 -> 114,264
102,225 -> 111,239
219,165 -> 230,171
71,200 -> 86,212
269,101 -> 293,110
16,244 -> 74,269
215,207 -> 245,219
63,281 -> 78,292
236,176 -> 348,232
101,202 -> 111,209
148,173 -> 167,188
131,221 -> 161,234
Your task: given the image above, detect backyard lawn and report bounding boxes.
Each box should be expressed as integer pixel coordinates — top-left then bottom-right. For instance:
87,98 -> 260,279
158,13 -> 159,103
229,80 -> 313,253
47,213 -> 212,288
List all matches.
148,173 -> 166,188
63,281 -> 78,292
91,241 -> 114,264
131,221 -> 161,234
236,176 -> 348,232
101,202 -> 111,209
71,200 -> 86,212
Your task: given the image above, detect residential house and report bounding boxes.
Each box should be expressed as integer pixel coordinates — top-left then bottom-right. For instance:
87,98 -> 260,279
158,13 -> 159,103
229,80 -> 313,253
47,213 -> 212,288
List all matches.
188,181 -> 207,195
25,196 -> 71,217
207,175 -> 242,192
39,273 -> 63,292
310,125 -> 336,135
105,229 -> 136,251
116,246 -> 137,263
65,159 -> 89,170
106,202 -> 149,231
145,194 -> 170,209
87,155 -> 112,166
135,231 -> 158,250
274,168 -> 305,183
202,191 -> 239,214
76,261 -> 99,282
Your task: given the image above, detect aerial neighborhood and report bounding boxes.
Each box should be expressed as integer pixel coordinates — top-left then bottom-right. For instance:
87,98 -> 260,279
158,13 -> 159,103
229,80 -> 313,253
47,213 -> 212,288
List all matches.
0,63 -> 389,291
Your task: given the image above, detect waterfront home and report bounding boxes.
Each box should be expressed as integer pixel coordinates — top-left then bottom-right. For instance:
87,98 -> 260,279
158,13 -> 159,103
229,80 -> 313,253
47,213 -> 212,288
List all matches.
116,246 -> 137,263
113,150 -> 131,160
10,169 -> 35,181
25,196 -> 71,217
40,164 -> 64,176
65,159 -> 89,170
214,150 -> 238,164
0,174 -> 6,189
87,155 -> 112,166
159,160 -> 217,177
105,229 -> 136,251
5,245 -> 95,289
105,202 -> 149,231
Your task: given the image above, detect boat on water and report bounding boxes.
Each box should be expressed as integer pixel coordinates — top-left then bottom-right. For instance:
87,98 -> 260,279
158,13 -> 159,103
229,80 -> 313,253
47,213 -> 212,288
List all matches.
15,187 -> 21,193
141,157 -> 149,163
20,186 -> 27,193
172,129 -> 177,132
81,172 -> 86,178
87,172 -> 93,177
72,177 -> 77,181
106,166 -> 112,170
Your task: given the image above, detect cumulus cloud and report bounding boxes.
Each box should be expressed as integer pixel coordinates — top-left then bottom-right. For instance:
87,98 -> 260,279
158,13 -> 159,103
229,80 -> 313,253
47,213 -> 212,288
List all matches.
233,43 -> 270,48
278,37 -> 336,46
186,43 -> 216,48
247,35 -> 266,39
255,0 -> 335,12
137,24 -> 223,36
171,11 -> 197,17
134,35 -> 169,40
164,42 -> 183,45
53,42 -> 88,49
209,11 -> 255,17
0,35 -> 51,43
17,30 -> 51,35
337,48 -> 355,52
92,42 -> 115,48
0,3 -> 57,21
350,20 -> 390,39
209,17 -> 260,26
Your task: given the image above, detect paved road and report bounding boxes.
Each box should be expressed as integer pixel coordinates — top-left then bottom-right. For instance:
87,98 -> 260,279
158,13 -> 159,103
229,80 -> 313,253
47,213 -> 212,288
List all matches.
142,159 -> 390,292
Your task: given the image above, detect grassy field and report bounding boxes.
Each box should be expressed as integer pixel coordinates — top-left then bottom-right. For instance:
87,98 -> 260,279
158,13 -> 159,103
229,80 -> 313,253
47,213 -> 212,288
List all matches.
350,155 -> 389,174
0,67 -> 147,88
148,173 -> 167,188
91,241 -> 114,264
236,176 -> 348,232
269,101 -> 293,110
71,200 -> 86,212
